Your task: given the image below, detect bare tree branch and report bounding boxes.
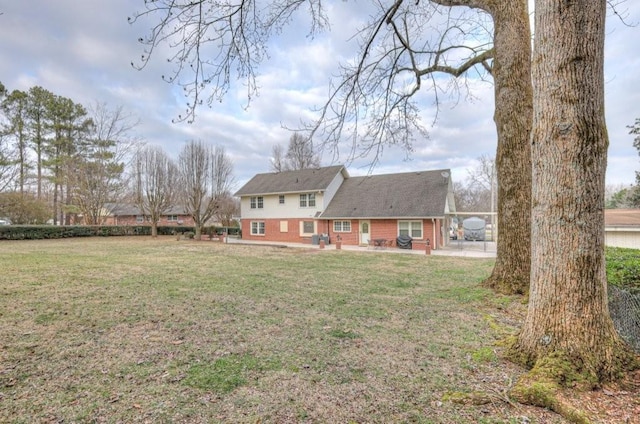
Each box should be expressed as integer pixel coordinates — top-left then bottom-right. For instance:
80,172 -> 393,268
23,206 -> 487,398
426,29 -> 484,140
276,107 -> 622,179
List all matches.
129,0 -> 328,123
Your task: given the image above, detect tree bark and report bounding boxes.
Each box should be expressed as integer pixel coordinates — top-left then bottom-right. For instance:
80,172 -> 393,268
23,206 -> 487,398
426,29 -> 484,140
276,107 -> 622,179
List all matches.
512,0 -> 636,383
482,0 -> 532,294
432,0 -> 533,295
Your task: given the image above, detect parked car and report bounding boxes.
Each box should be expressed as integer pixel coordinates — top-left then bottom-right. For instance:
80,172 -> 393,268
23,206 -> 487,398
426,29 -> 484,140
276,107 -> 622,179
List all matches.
449,225 -> 458,240
463,217 -> 486,241
0,217 -> 11,226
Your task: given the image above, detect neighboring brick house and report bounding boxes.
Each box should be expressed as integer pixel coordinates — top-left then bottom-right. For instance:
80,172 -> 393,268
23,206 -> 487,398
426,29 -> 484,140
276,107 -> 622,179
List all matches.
102,203 -> 196,227
605,209 -> 640,249
235,165 -> 456,250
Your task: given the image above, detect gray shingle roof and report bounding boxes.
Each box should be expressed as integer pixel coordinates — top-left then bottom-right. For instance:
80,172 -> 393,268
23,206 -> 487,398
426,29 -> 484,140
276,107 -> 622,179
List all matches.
320,169 -> 452,219
234,165 -> 346,196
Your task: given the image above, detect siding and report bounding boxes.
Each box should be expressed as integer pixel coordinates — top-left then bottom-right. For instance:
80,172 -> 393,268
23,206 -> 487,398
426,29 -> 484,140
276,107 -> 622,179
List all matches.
605,227 -> 640,249
240,193 -> 324,220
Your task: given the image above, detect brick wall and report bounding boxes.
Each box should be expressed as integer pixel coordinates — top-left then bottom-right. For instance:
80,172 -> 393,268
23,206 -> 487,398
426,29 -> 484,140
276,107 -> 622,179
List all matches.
327,220 -> 360,245
242,217 -> 445,248
241,218 -> 319,244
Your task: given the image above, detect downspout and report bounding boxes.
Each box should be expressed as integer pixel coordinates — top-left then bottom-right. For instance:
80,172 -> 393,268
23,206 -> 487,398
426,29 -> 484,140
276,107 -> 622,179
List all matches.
432,218 -> 437,250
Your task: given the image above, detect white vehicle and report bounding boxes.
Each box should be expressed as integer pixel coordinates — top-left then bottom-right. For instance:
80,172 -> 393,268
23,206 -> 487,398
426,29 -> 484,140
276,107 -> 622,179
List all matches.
0,218 -> 11,226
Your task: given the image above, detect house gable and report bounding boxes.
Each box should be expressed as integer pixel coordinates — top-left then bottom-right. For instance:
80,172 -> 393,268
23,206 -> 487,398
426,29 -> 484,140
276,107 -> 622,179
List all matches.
235,165 -> 348,220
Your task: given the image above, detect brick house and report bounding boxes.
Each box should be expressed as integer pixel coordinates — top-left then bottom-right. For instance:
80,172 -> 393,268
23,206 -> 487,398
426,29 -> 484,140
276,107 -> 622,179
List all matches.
102,203 -> 196,227
235,165 -> 456,251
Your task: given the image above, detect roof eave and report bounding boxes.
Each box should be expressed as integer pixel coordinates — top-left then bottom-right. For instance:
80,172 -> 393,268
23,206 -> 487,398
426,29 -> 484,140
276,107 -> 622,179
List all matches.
236,189 -> 326,197
318,215 -> 445,220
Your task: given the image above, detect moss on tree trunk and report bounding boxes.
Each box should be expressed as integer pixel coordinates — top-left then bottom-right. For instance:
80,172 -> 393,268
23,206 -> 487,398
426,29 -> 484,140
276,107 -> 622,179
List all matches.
510,0 -> 639,405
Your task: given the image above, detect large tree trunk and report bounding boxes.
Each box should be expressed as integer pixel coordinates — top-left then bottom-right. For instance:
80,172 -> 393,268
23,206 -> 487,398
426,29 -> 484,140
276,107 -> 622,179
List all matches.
483,0 -> 532,294
511,0 -> 636,384
433,0 -> 533,295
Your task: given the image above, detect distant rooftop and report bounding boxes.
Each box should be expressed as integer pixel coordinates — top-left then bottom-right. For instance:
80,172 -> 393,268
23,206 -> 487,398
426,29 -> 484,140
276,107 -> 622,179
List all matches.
605,209 -> 640,226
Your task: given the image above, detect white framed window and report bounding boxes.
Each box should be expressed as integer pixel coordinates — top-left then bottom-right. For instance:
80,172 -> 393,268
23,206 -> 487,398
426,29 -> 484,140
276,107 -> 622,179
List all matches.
333,220 -> 352,232
299,193 -> 316,208
167,215 -> 178,222
300,220 -> 315,236
250,196 -> 264,209
251,221 -> 265,235
398,220 -> 423,238
279,195 -> 285,204
136,215 -> 144,223
280,221 -> 288,232
303,221 -> 314,234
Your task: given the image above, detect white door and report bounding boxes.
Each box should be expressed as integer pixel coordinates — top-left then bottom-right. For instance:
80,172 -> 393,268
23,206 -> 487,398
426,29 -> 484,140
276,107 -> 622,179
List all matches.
360,220 -> 370,245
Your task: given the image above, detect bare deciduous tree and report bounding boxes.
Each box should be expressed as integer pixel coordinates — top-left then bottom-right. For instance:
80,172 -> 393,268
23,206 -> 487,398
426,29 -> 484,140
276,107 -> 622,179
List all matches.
87,102 -> 142,167
1,89 -> 30,194
214,193 -> 240,227
453,156 -> 495,213
73,103 -> 141,225
133,145 -> 178,237
286,132 -> 321,170
178,140 -> 235,239
270,132 -> 321,172
270,144 -> 286,173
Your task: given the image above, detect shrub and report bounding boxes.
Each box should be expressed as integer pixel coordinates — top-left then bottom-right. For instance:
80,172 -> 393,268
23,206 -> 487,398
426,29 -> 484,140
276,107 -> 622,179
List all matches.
606,247 -> 640,290
0,225 -> 150,240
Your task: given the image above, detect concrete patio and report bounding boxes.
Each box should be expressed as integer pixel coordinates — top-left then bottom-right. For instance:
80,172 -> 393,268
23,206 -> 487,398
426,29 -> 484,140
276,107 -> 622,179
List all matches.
225,237 -> 496,258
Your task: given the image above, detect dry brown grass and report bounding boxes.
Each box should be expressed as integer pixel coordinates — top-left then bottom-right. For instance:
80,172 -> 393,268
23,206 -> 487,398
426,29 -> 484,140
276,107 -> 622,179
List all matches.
0,236 -> 567,423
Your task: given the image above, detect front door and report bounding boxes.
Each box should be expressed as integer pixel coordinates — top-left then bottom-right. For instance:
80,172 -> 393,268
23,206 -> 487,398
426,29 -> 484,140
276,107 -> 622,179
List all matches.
360,220 -> 370,245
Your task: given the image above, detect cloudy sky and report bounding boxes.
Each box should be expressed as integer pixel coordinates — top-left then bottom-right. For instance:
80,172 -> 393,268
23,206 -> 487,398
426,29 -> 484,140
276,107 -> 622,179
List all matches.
1,1 -> 639,190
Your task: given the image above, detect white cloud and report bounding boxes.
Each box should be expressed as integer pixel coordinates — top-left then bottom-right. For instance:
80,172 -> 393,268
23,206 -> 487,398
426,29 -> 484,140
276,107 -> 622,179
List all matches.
1,0 -> 638,190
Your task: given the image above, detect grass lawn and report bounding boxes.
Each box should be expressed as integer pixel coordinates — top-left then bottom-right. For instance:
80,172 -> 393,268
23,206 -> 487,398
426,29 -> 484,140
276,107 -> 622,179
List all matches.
0,237 -> 566,423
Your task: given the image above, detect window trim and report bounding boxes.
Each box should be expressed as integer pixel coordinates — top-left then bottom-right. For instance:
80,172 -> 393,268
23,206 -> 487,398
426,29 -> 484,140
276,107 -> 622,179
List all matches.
302,220 -> 315,235
279,195 -> 285,205
250,221 -> 265,236
398,220 -> 423,239
299,220 -> 315,236
250,196 -> 264,209
299,193 -> 316,208
333,220 -> 352,233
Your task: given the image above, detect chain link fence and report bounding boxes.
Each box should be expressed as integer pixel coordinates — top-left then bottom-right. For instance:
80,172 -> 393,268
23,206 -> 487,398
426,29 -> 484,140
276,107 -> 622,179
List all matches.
609,285 -> 640,353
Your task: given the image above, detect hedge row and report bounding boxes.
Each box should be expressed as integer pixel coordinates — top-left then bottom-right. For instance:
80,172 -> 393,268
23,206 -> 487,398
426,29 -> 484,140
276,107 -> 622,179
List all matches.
0,225 -> 241,240
606,246 -> 640,290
